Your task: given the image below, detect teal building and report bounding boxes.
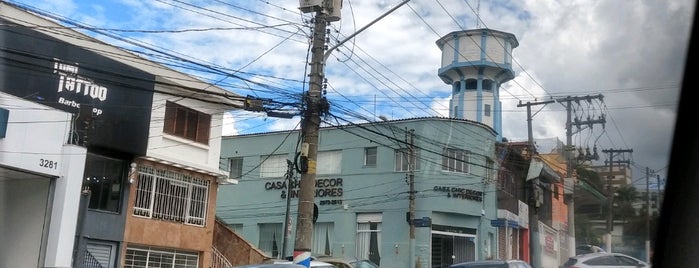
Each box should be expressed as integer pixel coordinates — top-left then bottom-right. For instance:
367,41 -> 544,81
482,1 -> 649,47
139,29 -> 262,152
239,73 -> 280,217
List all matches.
217,117 -> 500,268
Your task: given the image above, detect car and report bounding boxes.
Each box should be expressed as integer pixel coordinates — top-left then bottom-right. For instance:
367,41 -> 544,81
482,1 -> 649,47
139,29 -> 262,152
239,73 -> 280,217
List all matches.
315,256 -> 380,268
230,264 -> 305,268
561,252 -> 649,268
448,259 -> 533,268
263,258 -> 337,268
575,245 -> 605,255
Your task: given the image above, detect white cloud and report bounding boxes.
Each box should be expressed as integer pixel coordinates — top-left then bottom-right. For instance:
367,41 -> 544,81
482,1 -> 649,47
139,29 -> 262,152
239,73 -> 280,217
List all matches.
31,0 -> 696,180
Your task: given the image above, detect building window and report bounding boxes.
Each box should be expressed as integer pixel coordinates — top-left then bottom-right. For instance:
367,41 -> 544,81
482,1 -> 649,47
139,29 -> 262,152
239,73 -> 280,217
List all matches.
82,153 -> 126,212
482,79 -> 494,91
484,104 -> 491,117
260,154 -> 288,178
453,82 -> 461,94
364,147 -> 377,167
485,158 -> 494,183
229,157 -> 243,180
318,150 -> 342,175
259,223 -> 283,258
124,246 -> 198,268
133,165 -> 210,227
395,148 -> 420,172
163,101 -> 211,144
465,79 -> 478,90
313,222 -> 335,256
442,148 -> 469,173
357,213 -> 382,266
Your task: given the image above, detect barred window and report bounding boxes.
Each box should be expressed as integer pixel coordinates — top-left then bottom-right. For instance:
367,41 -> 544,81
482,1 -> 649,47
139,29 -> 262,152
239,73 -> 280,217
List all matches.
133,165 -> 210,227
442,148 -> 469,173
124,246 -> 198,268
260,154 -> 288,178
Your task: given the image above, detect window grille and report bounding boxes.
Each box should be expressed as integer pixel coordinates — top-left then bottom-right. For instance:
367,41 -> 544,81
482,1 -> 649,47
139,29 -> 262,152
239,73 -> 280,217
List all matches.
124,246 -> 198,268
133,165 -> 210,227
260,154 -> 288,178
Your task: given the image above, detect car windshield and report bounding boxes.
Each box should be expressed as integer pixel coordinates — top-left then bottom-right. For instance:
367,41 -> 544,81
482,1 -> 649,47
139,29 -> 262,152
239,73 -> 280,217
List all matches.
1,1 -> 694,268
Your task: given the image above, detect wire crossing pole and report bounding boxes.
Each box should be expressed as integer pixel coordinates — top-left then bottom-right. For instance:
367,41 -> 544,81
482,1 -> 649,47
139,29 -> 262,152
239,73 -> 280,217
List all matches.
601,148 -> 632,252
407,129 -> 416,268
557,94 -> 606,258
645,167 -> 652,263
293,9 -> 328,268
517,99 -> 553,268
295,2 -> 408,267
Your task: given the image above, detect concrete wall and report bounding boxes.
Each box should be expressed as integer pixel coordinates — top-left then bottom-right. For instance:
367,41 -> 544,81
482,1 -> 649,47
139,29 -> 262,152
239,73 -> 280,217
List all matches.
213,218 -> 269,266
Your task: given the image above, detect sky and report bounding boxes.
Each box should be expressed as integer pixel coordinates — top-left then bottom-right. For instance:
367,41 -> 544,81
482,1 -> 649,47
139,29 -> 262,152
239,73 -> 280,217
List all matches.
10,0 -> 695,188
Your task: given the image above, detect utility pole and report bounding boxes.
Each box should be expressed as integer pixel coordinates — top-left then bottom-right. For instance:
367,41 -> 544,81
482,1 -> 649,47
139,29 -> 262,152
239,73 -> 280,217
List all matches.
601,148 -> 632,252
656,174 -> 662,210
517,99 -> 555,153
407,128 -> 416,268
282,159 -> 295,259
556,94 -> 606,258
294,1 -> 408,267
293,3 -> 333,266
645,167 -> 652,263
517,99 -> 553,268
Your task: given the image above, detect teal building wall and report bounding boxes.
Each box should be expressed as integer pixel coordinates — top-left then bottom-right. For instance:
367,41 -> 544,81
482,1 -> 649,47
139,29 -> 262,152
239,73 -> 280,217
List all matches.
217,117 -> 499,268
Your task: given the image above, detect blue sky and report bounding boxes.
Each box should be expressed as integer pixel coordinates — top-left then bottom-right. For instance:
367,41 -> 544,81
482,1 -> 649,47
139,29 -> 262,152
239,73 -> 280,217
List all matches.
9,0 -> 696,187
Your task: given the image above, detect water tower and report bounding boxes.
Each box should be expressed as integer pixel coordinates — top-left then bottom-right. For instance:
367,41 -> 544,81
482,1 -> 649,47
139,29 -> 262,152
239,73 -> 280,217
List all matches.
436,29 -> 518,140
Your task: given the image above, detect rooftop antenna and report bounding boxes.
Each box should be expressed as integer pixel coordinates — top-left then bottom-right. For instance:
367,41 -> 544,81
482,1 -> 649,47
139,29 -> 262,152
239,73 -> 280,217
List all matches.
476,0 -> 481,28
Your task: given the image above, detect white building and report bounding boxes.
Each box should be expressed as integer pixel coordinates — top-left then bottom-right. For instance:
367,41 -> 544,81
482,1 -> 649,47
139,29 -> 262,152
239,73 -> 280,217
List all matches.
0,92 -> 87,267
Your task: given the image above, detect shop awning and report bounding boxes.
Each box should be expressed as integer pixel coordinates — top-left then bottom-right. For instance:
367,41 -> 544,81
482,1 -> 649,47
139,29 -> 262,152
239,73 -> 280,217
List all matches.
526,158 -> 559,183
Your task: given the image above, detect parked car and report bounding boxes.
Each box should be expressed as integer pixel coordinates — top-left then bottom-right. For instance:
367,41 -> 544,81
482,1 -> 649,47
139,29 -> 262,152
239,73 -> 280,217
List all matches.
231,264 -> 305,268
316,256 -> 380,268
264,258 -> 337,268
448,259 -> 533,268
575,245 -> 605,255
561,252 -> 649,268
